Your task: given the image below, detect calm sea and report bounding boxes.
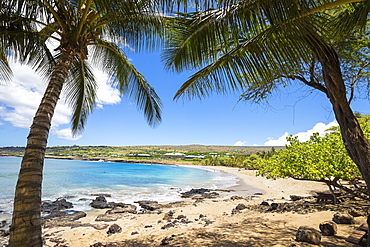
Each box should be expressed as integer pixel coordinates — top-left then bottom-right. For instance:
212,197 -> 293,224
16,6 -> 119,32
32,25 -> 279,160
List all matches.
0,156 -> 239,220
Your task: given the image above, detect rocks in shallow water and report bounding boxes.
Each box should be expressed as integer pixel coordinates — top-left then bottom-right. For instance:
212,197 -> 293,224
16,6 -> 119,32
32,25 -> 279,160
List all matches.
107,224 -> 122,235
41,198 -> 73,213
319,221 -> 337,236
90,196 -> 113,209
89,196 -> 131,209
296,226 -> 321,245
332,212 -> 355,224
90,193 -> 112,197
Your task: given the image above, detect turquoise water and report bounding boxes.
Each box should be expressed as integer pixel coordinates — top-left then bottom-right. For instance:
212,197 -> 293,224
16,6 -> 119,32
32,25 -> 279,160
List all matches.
0,156 -> 238,219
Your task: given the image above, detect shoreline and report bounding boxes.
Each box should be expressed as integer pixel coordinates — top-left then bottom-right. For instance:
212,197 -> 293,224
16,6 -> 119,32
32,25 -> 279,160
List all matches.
1,159 -> 366,246
40,166 -> 365,247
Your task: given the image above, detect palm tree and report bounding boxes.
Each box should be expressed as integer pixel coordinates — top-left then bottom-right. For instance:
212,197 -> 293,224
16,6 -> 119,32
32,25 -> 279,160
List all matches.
1,0 -> 163,246
164,0 -> 370,242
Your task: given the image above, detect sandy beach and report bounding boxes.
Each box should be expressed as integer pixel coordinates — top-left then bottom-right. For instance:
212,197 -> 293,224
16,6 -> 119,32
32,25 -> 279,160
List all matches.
36,166 -> 369,246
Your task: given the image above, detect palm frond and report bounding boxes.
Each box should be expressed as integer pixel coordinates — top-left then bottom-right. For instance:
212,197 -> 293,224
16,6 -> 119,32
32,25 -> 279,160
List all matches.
93,0 -> 165,53
168,1 -> 329,100
90,39 -> 162,127
64,55 -> 97,135
0,48 -> 12,82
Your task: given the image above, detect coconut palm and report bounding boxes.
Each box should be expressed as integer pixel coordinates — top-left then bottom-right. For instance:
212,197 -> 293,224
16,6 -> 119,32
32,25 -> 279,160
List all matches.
1,0 -> 163,246
164,0 -> 370,242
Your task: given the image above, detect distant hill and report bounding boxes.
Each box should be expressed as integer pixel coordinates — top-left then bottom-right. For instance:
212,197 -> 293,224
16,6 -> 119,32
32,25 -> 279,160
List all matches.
0,145 -> 283,156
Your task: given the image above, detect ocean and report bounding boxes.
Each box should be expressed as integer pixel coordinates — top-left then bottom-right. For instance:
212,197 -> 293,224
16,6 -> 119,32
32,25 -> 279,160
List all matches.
0,156 -> 239,220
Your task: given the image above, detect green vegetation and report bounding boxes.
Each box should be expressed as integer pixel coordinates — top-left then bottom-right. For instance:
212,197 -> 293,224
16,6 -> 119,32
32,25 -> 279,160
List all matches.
0,145 -> 280,165
256,115 -> 370,199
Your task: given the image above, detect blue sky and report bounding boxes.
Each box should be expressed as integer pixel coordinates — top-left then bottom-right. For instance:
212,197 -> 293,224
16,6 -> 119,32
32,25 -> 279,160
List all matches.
0,50 -> 369,147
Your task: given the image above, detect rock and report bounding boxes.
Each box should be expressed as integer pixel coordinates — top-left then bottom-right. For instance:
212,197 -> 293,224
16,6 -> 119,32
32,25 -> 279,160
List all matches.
131,231 -> 139,235
135,200 -> 160,211
106,204 -> 137,214
41,198 -> 73,213
43,210 -> 86,221
348,208 -> 366,217
90,196 -> 117,209
180,188 -> 219,199
230,196 -> 243,200
65,211 -> 87,221
161,222 -> 176,229
319,221 -> 337,236
0,229 -> 9,237
260,201 -> 269,206
290,195 -> 304,201
269,203 -> 279,211
231,209 -> 240,215
95,214 -> 118,222
90,193 -> 112,197
107,224 -> 122,235
235,203 -> 247,210
332,212 -> 355,224
160,235 -> 175,246
296,226 -> 321,245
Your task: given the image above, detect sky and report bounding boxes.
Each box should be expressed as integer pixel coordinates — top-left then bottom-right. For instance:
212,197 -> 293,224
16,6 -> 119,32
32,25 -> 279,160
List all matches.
0,50 -> 369,148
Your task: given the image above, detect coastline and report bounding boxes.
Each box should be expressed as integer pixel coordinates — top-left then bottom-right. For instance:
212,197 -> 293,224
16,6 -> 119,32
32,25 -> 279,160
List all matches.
39,166 -> 364,247
1,157 -> 366,246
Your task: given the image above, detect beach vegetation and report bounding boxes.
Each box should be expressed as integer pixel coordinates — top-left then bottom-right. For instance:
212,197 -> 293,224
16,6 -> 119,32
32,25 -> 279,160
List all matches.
1,0 -> 165,246
257,114 -> 370,200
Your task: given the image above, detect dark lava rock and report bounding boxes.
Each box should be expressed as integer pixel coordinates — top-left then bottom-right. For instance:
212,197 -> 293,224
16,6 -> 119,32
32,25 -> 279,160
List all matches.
235,203 -> 247,210
107,224 -> 122,235
319,221 -> 337,236
135,200 -> 160,211
180,188 -> 219,199
41,198 -> 73,213
90,193 -> 112,197
43,210 -> 86,221
106,204 -> 137,214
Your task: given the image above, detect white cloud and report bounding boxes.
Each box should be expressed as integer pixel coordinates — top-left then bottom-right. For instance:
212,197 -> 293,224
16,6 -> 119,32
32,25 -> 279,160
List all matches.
53,128 -> 82,141
234,141 -> 246,146
0,62 -> 122,140
264,121 -> 338,146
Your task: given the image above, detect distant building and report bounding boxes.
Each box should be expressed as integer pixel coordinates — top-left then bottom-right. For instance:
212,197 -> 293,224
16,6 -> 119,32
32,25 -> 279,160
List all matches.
128,154 -> 151,157
164,152 -> 185,157
185,155 -> 205,159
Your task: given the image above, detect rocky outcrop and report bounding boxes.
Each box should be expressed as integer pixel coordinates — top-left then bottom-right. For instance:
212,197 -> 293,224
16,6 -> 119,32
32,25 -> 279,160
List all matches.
319,221 -> 337,236
180,188 -> 219,199
107,224 -> 122,235
41,198 -> 73,213
135,200 -> 160,211
332,212 -> 355,224
296,226 -> 321,245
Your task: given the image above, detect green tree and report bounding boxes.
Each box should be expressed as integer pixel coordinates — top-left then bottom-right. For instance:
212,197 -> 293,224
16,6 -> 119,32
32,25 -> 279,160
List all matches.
257,132 -> 365,198
163,0 -> 370,225
1,1 -> 164,246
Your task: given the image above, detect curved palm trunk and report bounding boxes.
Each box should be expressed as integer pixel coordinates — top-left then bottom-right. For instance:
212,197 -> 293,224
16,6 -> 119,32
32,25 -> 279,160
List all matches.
317,47 -> 370,246
9,50 -> 74,247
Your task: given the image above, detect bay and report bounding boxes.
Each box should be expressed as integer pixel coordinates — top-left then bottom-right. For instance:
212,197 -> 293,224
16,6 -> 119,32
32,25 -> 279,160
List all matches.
0,156 -> 238,220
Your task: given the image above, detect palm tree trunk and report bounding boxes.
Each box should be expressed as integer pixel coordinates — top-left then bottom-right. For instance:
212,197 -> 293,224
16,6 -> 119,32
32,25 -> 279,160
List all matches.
317,47 -> 370,246
9,50 -> 74,247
